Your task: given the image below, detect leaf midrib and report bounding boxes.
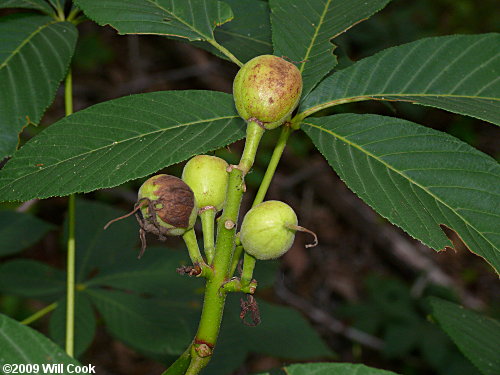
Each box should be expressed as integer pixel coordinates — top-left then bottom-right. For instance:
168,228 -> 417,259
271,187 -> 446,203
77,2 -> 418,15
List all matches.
0,19 -> 58,70
302,120 -> 498,253
217,29 -> 272,46
302,93 -> 500,117
0,114 -> 239,190
299,0 -> 332,74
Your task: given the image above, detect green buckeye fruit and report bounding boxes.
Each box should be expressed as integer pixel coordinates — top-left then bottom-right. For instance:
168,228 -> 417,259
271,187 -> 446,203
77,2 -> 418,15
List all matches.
182,155 -> 229,212
233,55 -> 303,129
240,200 -> 317,260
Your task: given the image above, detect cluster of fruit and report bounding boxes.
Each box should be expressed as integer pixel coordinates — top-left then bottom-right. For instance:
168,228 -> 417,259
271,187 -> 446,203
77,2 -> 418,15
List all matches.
105,55 -> 316,276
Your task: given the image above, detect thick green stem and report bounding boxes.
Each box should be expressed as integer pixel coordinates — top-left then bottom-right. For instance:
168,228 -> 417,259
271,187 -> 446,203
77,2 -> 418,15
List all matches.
253,125 -> 292,207
65,69 -> 75,358
239,121 -> 265,175
167,116 -> 265,374
194,169 -> 244,347
200,209 -> 216,264
182,228 -> 206,267
186,129 -> 264,371
21,302 -> 57,325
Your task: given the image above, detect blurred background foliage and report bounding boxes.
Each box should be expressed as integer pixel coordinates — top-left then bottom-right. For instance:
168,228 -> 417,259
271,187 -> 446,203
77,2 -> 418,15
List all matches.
1,0 -> 499,374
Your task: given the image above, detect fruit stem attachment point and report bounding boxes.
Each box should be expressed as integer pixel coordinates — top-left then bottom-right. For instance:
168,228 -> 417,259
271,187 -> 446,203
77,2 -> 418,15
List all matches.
200,209 -> 216,264
238,121 -> 265,175
182,228 -> 207,270
287,224 -> 319,248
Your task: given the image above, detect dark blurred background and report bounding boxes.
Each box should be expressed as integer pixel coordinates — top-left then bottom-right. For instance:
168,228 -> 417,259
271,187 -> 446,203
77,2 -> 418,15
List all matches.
1,0 -> 499,374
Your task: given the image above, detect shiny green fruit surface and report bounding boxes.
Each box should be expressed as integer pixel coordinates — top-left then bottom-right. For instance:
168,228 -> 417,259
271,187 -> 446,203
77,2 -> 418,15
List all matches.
233,55 -> 302,129
182,155 -> 229,211
138,174 -> 197,236
240,200 -> 298,260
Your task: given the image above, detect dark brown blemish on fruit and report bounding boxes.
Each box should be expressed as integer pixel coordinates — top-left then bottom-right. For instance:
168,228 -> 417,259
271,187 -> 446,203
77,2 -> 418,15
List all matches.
152,175 -> 195,228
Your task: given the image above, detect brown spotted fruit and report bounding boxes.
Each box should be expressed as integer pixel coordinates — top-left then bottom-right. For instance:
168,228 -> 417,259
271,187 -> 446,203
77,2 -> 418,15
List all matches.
233,55 -> 303,129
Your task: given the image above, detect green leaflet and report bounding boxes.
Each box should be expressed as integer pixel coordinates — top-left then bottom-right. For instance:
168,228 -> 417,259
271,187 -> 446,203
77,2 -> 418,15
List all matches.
0,211 -> 54,256
193,0 -> 272,63
0,313 -> 80,370
301,34 -> 500,126
270,0 -> 392,97
257,362 -> 400,375
0,0 -> 54,13
74,0 -> 233,41
0,91 -> 245,201
302,113 -> 500,273
49,294 -> 96,358
429,298 -> 500,375
0,13 -> 78,159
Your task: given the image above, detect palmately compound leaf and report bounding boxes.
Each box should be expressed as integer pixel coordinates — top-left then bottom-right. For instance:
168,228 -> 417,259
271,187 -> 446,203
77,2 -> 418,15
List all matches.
0,0 -> 54,14
0,313 -> 81,369
270,0 -> 392,97
302,113 -> 500,274
74,0 -> 233,42
301,34 -> 500,126
0,13 -> 78,159
0,91 -> 245,202
429,297 -> 500,375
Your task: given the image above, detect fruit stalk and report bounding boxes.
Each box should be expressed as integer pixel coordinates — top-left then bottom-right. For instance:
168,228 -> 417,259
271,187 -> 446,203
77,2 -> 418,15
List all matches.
241,252 -> 256,286
182,228 -> 206,268
200,209 -> 216,264
239,121 -> 265,175
253,124 -> 292,207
